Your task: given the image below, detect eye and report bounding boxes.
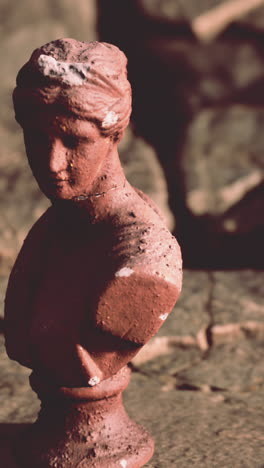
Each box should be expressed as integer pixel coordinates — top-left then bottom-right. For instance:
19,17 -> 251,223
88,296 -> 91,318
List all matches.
62,134 -> 79,149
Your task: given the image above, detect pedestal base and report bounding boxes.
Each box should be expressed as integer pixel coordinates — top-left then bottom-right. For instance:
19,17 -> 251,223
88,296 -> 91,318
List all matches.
13,367 -> 154,468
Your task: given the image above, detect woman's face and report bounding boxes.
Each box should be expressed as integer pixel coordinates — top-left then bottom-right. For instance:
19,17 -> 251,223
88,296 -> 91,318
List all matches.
23,111 -> 114,201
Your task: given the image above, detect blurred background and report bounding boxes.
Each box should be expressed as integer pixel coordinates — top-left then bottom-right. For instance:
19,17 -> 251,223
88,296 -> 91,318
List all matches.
1,0 -> 264,309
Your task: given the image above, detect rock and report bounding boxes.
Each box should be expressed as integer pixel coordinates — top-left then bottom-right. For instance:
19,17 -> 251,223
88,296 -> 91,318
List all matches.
182,105 -> 264,219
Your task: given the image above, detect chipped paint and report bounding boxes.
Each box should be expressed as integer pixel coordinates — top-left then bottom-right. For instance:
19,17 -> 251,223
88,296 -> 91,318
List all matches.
120,460 -> 127,468
38,55 -> 91,86
115,267 -> 134,278
102,110 -> 118,128
88,376 -> 100,386
159,313 -> 168,321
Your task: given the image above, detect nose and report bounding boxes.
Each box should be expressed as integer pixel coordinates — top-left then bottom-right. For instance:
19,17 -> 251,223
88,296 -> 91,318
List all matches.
48,139 -> 68,174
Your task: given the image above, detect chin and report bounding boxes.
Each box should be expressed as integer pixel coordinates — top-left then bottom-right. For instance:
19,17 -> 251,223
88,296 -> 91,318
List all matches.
39,182 -> 71,200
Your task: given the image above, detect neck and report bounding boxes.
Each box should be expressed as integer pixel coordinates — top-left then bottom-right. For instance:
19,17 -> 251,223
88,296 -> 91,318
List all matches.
75,148 -> 125,201
52,148 -> 130,223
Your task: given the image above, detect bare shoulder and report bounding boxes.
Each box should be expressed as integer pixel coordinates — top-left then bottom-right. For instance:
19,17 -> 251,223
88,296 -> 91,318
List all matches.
94,264 -> 181,345
5,206 -> 54,301
93,189 -> 183,345
4,206 -> 55,367
21,206 -> 54,248
133,187 -> 168,224
110,187 -> 182,288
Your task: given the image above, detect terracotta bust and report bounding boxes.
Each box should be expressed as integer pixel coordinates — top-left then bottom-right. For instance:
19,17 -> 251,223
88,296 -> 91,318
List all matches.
5,39 -> 182,468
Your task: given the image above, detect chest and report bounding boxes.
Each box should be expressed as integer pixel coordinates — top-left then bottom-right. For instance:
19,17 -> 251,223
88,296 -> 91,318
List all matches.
30,226 -> 113,323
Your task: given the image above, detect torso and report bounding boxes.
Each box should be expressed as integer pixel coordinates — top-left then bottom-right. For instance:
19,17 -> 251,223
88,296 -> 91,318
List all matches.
5,187 -> 182,386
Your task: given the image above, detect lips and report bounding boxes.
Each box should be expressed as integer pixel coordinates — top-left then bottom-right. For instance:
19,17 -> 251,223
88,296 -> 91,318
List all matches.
52,178 -> 68,182
49,174 -> 69,183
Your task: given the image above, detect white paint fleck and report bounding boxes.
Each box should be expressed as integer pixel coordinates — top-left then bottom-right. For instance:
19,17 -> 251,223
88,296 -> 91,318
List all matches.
120,460 -> 127,468
102,110 -> 118,128
37,55 -> 91,86
115,267 -> 134,278
88,376 -> 100,387
164,275 -> 178,286
159,313 -> 168,321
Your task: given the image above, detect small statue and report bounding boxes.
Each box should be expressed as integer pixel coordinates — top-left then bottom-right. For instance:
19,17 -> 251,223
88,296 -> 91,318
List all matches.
5,39 -> 182,468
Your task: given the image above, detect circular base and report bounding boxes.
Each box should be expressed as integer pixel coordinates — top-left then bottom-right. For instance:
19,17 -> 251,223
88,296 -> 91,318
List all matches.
14,418 -> 154,468
13,367 -> 154,468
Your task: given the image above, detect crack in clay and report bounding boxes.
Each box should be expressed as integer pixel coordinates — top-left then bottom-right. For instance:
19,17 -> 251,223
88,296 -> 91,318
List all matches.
130,356 -> 204,385
201,271 -> 216,356
175,382 -> 227,393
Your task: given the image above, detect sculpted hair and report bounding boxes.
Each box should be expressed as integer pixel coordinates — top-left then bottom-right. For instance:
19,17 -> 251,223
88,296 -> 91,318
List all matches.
13,39 -> 132,141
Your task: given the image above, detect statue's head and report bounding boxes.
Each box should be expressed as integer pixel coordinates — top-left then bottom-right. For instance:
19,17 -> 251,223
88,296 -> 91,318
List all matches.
13,39 -> 132,201
13,38 -> 131,141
